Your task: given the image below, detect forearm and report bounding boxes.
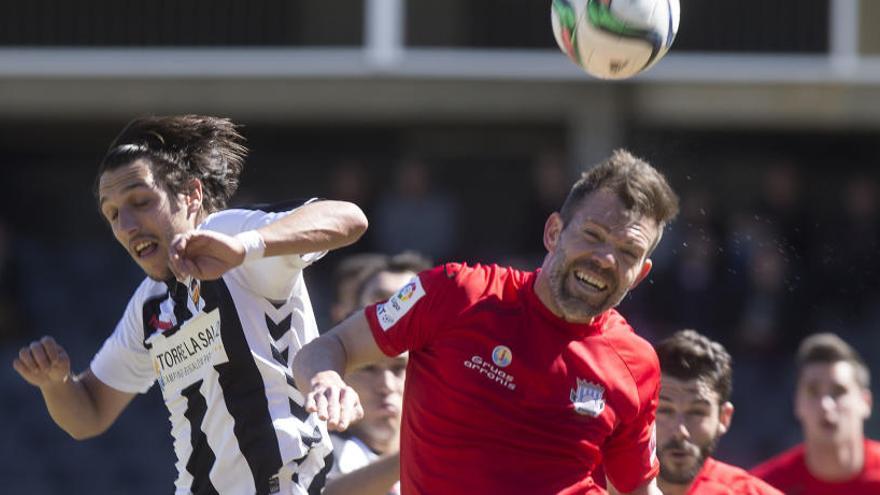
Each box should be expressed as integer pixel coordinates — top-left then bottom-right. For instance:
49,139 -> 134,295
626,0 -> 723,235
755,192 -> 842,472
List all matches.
258,200 -> 367,257
322,453 -> 400,495
39,373 -> 108,440
293,334 -> 350,395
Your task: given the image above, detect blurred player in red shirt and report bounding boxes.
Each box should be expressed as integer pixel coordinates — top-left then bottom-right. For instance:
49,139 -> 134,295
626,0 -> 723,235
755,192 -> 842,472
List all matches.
751,333 -> 880,494
294,150 -> 680,494
654,330 -> 781,495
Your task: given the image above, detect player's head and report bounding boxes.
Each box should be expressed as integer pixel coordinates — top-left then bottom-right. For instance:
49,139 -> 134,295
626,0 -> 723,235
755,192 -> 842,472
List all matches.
794,333 -> 872,447
357,251 -> 432,307
346,353 -> 408,453
330,253 -> 390,324
95,115 -> 246,281
655,329 -> 734,487
541,149 -> 679,321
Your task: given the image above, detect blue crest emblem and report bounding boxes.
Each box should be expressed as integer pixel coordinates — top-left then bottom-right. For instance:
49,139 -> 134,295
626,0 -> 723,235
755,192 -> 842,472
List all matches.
570,378 -> 606,417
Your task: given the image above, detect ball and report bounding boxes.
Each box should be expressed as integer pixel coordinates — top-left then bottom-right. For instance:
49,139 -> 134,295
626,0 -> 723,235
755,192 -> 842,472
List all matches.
551,0 -> 680,80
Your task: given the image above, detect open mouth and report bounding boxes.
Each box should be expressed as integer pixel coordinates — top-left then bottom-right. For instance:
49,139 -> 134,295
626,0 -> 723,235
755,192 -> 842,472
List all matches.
662,447 -> 697,465
133,240 -> 158,258
573,270 -> 608,291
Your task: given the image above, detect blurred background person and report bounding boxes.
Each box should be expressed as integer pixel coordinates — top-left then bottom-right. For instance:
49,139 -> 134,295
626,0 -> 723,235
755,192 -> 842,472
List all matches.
654,329 -> 780,495
324,251 -> 430,495
751,333 -> 880,494
328,253 -> 390,326
372,158 -> 459,261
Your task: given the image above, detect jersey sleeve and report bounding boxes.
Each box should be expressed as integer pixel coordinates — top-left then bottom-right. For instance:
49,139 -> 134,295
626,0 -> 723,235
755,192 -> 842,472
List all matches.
90,285 -> 156,394
365,263 -> 474,357
201,200 -> 325,300
602,344 -> 661,493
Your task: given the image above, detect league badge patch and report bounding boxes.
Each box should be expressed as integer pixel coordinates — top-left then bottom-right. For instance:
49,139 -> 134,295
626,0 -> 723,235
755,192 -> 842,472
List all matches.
376,276 -> 425,331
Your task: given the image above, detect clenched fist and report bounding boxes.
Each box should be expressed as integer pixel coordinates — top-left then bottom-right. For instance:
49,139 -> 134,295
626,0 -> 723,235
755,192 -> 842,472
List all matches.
13,336 -> 71,388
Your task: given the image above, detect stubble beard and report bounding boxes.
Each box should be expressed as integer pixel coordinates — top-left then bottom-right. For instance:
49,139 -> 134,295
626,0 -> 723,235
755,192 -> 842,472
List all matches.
658,435 -> 721,485
547,247 -> 624,321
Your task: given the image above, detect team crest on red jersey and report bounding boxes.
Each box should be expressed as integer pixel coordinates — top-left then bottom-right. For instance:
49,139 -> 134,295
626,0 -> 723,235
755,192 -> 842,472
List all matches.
570,378 -> 605,417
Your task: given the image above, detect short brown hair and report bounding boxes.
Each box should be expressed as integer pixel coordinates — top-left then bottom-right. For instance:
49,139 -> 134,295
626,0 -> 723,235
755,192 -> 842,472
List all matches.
797,333 -> 870,389
96,115 -> 247,214
559,149 -> 679,252
656,329 -> 733,404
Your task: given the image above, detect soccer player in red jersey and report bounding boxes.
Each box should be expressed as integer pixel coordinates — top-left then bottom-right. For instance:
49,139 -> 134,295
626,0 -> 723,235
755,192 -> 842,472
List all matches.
654,330 -> 781,495
751,333 -> 880,494
293,150 -> 680,495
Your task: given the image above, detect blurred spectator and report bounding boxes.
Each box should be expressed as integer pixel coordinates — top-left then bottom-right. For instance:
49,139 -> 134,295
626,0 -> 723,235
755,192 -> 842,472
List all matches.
518,150 -> 570,261
372,158 -> 458,260
812,175 -> 879,325
0,218 -> 24,343
356,252 -> 432,308
330,253 -> 390,325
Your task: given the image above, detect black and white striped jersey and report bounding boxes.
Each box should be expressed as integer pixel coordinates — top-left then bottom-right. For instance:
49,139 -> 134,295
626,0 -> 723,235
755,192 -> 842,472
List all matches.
91,204 -> 333,495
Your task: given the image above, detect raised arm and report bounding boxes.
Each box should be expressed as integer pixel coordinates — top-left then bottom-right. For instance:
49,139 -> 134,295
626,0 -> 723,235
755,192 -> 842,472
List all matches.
170,199 -> 368,280
292,311 -> 386,431
258,199 -> 368,257
13,336 -> 135,440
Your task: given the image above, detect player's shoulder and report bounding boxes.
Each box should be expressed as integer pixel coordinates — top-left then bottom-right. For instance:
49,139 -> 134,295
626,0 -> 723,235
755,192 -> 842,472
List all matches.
865,439 -> 880,467
749,444 -> 805,480
429,262 -> 530,296
200,199 -> 316,234
599,310 -> 659,380
130,277 -> 168,304
703,458 -> 784,494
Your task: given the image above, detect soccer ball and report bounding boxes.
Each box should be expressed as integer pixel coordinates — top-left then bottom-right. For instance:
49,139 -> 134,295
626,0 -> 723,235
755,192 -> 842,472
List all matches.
551,0 -> 680,80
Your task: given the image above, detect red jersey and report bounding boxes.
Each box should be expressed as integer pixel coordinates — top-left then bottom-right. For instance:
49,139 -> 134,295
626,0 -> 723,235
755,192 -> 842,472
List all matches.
686,458 -> 782,495
365,263 -> 660,495
750,440 -> 880,494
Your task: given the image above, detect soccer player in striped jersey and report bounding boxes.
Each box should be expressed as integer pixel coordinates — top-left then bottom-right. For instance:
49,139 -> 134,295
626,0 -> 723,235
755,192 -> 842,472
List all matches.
654,329 -> 781,495
295,150 -> 679,495
12,115 -> 368,495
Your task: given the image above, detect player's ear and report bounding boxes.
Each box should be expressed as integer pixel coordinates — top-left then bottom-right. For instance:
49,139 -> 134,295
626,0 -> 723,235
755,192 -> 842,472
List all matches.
630,258 -> 653,289
862,388 -> 872,420
718,401 -> 734,435
184,179 -> 203,216
543,212 -> 564,252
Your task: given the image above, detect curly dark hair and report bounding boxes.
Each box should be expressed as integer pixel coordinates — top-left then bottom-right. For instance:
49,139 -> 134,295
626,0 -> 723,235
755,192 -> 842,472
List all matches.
95,115 -> 247,214
655,329 -> 734,404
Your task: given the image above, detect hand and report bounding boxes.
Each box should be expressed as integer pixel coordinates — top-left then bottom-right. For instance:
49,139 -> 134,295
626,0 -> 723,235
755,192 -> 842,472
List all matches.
169,230 -> 246,281
304,371 -> 364,431
13,336 -> 71,388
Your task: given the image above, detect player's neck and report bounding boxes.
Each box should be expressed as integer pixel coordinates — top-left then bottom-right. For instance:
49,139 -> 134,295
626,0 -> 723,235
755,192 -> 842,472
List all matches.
532,273 -> 599,325
804,435 -> 864,481
656,479 -> 690,495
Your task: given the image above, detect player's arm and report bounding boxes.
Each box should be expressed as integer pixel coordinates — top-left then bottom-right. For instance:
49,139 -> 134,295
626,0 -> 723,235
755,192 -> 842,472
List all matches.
13,336 -> 135,440
322,452 -> 400,495
170,199 -> 368,280
256,199 -> 368,256
607,478 -> 663,495
292,311 -> 385,431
